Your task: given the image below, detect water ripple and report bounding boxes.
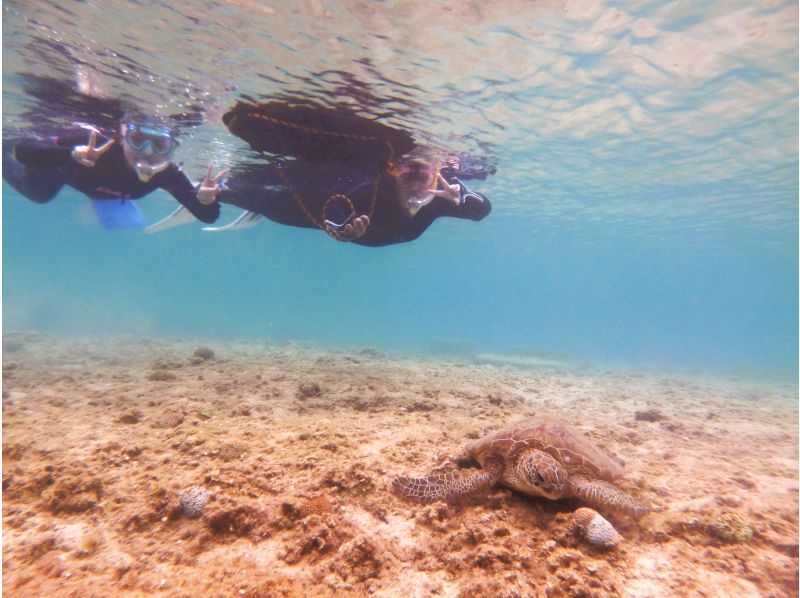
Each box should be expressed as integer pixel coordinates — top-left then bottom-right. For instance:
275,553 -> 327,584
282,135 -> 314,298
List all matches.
2,0 -> 797,241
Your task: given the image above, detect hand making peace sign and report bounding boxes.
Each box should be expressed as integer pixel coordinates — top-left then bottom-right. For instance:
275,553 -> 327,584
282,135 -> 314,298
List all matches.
197,163 -> 229,205
71,128 -> 115,167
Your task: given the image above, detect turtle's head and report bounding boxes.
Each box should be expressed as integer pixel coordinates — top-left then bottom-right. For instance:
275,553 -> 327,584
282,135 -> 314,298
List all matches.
517,449 -> 567,499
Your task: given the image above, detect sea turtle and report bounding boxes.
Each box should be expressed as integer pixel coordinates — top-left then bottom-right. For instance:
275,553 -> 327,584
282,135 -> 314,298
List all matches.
392,417 -> 648,517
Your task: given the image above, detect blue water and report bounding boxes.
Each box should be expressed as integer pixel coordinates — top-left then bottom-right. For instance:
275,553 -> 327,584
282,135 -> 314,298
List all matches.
3,0 -> 798,381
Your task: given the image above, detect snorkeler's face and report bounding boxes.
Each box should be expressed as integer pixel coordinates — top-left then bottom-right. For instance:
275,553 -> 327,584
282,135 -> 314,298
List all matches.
395,160 -> 439,214
120,123 -> 175,182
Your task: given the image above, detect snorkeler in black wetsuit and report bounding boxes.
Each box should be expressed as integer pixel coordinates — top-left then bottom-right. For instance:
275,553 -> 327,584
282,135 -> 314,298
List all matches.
145,100 -> 492,246
3,115 -> 226,228
212,153 -> 492,247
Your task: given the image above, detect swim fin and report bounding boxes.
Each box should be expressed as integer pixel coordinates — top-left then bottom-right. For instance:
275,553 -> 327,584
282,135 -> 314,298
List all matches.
453,177 -> 487,204
145,205 -> 198,234
92,199 -> 147,230
202,210 -> 263,232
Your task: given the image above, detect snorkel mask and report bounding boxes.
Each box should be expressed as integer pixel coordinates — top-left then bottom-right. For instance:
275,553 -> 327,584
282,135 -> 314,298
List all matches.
121,119 -> 177,182
397,161 -> 440,215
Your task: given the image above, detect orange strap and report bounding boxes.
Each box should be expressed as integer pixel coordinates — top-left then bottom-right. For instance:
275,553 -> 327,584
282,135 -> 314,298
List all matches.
233,109 -> 389,144
236,105 -> 397,239
265,143 -> 395,240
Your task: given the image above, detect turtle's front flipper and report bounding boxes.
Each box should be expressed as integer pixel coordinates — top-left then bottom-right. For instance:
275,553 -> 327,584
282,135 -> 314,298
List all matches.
393,460 -> 503,504
569,475 -> 648,518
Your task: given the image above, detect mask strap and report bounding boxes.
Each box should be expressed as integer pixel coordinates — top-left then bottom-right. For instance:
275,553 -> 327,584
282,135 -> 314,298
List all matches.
430,166 -> 440,191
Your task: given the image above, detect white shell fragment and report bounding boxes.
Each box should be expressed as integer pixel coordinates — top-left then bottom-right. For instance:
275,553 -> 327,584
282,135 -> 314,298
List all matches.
573,507 -> 623,548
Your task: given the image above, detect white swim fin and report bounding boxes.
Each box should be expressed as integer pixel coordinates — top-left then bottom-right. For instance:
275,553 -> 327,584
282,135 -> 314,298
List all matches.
145,205 -> 198,234
202,210 -> 264,232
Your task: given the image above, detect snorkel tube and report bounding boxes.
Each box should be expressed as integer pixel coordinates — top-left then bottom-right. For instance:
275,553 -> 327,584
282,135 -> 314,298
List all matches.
130,159 -> 168,183
404,165 -> 440,215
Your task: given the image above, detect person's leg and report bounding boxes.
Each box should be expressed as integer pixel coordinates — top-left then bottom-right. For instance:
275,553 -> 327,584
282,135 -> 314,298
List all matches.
2,142 -> 65,203
219,178 -> 315,229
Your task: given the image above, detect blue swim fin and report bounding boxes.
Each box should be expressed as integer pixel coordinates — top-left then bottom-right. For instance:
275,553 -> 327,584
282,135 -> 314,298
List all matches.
91,199 -> 147,230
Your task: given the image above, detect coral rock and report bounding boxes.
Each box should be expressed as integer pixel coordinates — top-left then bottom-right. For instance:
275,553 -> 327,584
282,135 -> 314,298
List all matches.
148,371 -> 177,382
635,409 -> 666,422
297,382 -> 321,399
179,486 -> 210,518
3,338 -> 25,353
331,537 -> 382,582
205,503 -> 264,536
573,507 -> 623,548
117,409 -> 143,424
155,407 -> 185,429
299,496 -> 333,518
41,474 -> 103,514
708,512 -> 753,543
217,441 -> 246,462
193,347 -> 215,360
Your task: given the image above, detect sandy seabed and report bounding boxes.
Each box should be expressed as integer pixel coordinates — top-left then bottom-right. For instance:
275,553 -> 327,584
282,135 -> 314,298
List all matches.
2,334 -> 797,597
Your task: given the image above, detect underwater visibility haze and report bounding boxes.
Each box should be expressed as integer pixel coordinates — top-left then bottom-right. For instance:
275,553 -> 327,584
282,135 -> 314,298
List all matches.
2,0 -> 797,380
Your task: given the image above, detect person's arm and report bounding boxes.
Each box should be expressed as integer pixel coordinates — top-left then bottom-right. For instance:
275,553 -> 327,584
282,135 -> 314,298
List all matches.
319,190 -> 371,242
414,175 -> 492,226
12,132 -> 90,167
355,178 -> 491,248
13,129 -> 115,168
158,165 -> 221,224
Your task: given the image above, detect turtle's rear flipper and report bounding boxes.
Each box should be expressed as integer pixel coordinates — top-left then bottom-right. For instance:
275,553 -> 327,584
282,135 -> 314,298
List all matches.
393,461 -> 503,504
569,476 -> 648,518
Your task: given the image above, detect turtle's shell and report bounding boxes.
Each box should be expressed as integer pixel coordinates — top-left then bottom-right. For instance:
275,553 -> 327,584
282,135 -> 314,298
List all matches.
465,417 -> 626,481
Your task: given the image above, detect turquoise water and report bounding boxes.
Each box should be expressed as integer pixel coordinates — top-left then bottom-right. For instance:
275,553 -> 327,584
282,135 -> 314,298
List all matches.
3,1 -> 798,380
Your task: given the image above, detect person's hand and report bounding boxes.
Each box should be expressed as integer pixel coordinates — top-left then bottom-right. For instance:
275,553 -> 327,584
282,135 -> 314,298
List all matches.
71,129 -> 115,167
433,173 -> 460,204
197,163 -> 229,205
336,214 -> 370,241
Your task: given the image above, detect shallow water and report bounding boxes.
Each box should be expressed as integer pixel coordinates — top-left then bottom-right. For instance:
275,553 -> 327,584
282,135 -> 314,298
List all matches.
3,0 -> 798,380
2,6 -> 800,593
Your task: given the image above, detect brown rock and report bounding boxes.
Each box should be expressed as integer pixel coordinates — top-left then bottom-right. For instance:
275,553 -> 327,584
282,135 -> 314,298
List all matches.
281,520 -> 340,564
206,503 -> 266,537
193,346 -> 215,360
117,409 -> 143,424
147,371 -> 177,382
217,441 -> 246,462
36,552 -> 66,579
635,409 -> 666,422
331,537 -> 382,582
297,382 -> 321,399
41,474 -> 103,514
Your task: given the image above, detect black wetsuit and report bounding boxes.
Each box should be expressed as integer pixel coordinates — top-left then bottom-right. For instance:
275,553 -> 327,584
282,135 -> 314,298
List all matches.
2,130 -> 219,223
218,164 -> 491,247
